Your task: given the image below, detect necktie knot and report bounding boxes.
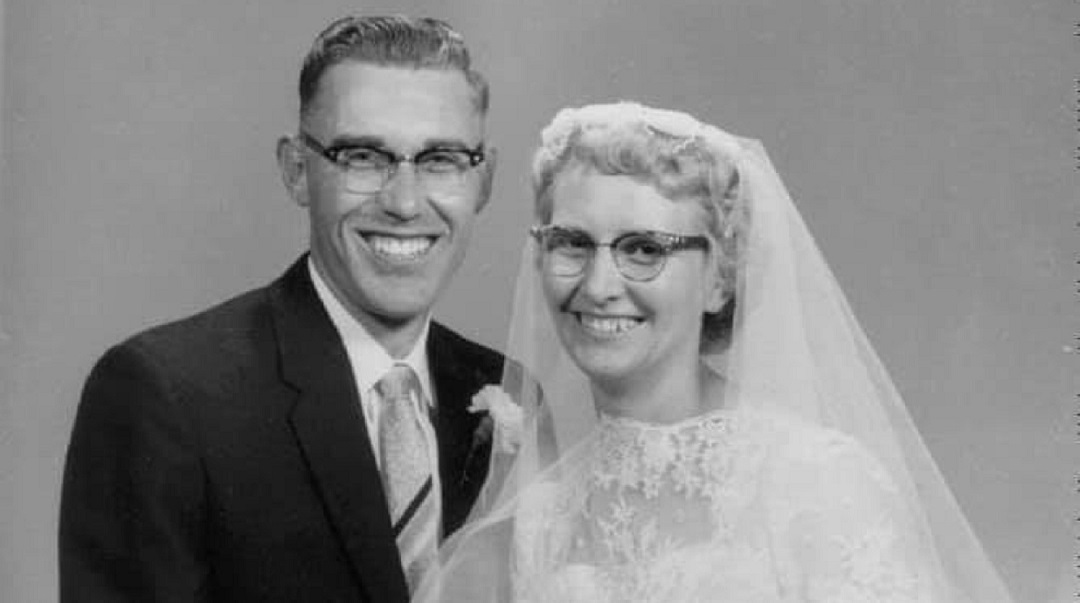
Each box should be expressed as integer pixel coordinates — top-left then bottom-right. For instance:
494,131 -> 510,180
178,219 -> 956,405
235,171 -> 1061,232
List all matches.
376,363 -> 422,406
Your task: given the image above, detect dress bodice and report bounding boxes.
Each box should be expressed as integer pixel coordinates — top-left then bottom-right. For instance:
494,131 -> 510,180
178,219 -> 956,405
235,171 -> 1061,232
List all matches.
511,408 -> 933,603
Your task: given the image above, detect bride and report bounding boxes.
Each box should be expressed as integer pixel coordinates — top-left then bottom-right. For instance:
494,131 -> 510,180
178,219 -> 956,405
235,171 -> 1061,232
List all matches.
415,102 -> 1014,602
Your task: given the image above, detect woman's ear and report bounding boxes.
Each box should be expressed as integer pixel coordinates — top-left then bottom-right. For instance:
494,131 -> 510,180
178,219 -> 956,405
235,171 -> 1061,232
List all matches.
706,287 -> 727,315
276,135 -> 309,208
704,259 -> 727,314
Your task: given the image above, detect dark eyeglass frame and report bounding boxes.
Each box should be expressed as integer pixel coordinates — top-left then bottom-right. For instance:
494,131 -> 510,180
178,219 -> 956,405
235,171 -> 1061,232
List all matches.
529,224 -> 711,282
297,131 -> 486,193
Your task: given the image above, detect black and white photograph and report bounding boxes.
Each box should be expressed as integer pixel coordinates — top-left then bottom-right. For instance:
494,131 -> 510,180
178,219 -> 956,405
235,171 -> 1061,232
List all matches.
0,1 -> 1074,601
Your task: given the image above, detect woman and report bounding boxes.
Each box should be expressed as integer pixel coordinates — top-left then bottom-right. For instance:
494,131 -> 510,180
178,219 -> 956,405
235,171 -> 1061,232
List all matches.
415,102 -> 1014,602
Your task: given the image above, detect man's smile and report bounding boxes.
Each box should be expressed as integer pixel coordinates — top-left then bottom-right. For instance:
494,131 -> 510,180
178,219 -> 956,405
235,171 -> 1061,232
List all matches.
359,232 -> 438,263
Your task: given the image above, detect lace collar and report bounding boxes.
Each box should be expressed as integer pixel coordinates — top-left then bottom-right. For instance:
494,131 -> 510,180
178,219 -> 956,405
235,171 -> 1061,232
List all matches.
587,407 -> 754,500
596,406 -> 734,434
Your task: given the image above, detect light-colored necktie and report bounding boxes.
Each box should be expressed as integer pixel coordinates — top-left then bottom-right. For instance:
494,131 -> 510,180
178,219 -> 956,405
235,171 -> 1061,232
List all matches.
376,363 -> 439,593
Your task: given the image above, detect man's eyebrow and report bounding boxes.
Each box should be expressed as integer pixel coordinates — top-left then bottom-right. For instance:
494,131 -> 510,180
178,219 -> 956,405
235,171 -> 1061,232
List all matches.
325,134 -> 385,148
421,137 -> 479,150
324,135 -> 481,152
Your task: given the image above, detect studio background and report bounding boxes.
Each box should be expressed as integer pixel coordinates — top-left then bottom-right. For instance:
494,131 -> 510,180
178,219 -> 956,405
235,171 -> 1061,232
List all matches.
1,0 -> 1074,600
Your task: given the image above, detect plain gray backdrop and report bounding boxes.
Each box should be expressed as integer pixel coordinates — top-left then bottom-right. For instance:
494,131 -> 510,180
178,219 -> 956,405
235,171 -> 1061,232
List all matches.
1,0 -> 1075,600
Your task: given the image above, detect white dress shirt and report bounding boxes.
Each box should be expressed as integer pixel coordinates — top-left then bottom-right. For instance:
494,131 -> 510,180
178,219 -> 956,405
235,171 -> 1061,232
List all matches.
307,260 -> 442,503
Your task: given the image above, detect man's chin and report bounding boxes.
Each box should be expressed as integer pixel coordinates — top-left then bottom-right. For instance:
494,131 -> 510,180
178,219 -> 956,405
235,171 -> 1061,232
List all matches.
321,267 -> 436,324
356,287 -> 438,326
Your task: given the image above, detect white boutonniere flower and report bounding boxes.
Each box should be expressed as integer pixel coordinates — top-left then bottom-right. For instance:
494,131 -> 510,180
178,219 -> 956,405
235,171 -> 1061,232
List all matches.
468,385 -> 524,454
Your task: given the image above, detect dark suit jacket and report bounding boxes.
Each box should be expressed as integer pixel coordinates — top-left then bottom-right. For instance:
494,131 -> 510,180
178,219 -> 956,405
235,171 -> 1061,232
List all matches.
59,257 -> 503,602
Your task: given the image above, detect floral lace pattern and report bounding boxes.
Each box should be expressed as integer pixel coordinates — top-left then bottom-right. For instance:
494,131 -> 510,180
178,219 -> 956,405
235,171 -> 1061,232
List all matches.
512,408 -> 932,602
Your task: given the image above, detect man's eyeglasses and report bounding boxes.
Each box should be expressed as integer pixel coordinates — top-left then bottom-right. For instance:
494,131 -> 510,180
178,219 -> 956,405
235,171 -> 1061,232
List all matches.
529,225 -> 711,282
297,132 -> 485,194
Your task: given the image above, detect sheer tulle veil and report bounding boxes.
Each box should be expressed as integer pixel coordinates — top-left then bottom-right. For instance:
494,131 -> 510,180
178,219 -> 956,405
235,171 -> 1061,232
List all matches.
414,103 -> 1014,602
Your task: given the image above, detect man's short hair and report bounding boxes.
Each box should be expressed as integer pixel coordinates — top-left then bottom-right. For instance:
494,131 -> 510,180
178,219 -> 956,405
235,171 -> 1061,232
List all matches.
298,15 -> 489,117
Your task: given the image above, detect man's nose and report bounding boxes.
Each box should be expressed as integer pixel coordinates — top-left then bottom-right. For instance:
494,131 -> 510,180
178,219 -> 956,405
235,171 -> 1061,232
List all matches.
578,247 -> 624,302
378,163 -> 423,220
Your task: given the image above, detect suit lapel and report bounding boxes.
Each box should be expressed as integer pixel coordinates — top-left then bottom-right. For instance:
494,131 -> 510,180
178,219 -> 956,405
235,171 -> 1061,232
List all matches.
270,258 -> 409,603
428,323 -> 494,536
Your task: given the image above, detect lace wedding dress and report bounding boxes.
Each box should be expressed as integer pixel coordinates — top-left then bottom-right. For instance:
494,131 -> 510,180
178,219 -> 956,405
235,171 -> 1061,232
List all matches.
512,407 -> 932,603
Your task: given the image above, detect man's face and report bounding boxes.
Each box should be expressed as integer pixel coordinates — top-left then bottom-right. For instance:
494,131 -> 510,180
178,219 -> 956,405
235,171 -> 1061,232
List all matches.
283,63 -> 492,345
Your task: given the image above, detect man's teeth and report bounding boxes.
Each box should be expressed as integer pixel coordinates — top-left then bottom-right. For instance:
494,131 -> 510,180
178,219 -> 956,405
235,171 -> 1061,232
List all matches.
367,235 -> 433,259
579,315 -> 641,334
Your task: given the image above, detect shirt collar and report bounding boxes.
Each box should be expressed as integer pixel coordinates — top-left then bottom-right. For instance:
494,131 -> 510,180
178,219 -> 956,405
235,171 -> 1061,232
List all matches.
308,258 -> 434,407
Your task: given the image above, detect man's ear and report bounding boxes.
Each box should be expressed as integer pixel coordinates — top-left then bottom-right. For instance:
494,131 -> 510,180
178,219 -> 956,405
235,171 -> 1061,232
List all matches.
475,145 -> 498,213
276,135 -> 309,208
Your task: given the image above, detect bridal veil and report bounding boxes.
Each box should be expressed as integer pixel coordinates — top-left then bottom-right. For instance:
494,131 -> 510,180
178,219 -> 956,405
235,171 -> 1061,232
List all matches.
415,102 -> 1014,602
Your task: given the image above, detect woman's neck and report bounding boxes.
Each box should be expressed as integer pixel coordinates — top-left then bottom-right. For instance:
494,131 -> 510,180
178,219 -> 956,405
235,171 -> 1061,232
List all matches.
591,360 -> 725,424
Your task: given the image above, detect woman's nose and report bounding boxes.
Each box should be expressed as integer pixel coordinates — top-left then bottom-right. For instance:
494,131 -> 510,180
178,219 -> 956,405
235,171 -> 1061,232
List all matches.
578,247 -> 624,301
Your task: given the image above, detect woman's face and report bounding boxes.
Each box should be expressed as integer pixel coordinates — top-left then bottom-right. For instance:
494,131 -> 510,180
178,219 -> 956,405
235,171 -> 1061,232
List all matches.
541,165 -> 724,389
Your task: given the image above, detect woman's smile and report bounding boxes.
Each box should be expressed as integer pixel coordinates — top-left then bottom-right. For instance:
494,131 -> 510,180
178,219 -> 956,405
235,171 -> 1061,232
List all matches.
573,312 -> 644,337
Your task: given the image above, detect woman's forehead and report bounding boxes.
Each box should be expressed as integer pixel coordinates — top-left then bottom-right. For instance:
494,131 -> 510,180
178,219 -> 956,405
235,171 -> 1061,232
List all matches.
549,167 -> 710,233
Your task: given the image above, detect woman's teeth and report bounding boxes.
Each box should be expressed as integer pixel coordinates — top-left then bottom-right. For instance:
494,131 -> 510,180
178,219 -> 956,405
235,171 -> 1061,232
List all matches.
366,235 -> 433,260
578,314 -> 641,334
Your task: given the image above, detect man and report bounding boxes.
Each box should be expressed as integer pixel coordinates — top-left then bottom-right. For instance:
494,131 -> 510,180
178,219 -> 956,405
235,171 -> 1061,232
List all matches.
60,15 -> 502,602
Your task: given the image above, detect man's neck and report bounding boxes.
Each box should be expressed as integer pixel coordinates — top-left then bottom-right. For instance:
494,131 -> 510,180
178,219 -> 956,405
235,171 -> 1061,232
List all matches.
307,258 -> 429,360
347,309 -> 427,360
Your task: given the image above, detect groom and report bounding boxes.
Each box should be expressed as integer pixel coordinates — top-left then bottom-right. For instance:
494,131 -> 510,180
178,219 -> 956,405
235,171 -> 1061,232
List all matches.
60,15 -> 502,602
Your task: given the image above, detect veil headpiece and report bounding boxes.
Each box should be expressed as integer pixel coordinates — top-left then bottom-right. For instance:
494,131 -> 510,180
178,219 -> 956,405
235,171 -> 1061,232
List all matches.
417,102 -> 1014,602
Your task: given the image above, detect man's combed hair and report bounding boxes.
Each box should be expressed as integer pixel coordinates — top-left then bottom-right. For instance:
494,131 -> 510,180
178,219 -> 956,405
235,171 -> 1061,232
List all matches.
298,15 -> 489,116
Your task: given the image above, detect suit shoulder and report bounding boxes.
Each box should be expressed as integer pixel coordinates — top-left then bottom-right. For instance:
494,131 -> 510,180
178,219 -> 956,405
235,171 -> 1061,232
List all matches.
101,283 -> 277,381
134,282 -> 271,343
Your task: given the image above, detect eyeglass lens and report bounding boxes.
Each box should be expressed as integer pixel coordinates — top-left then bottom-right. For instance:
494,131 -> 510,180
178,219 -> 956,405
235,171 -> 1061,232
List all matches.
341,156 -> 472,195
301,134 -> 480,195
544,230 -> 670,281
